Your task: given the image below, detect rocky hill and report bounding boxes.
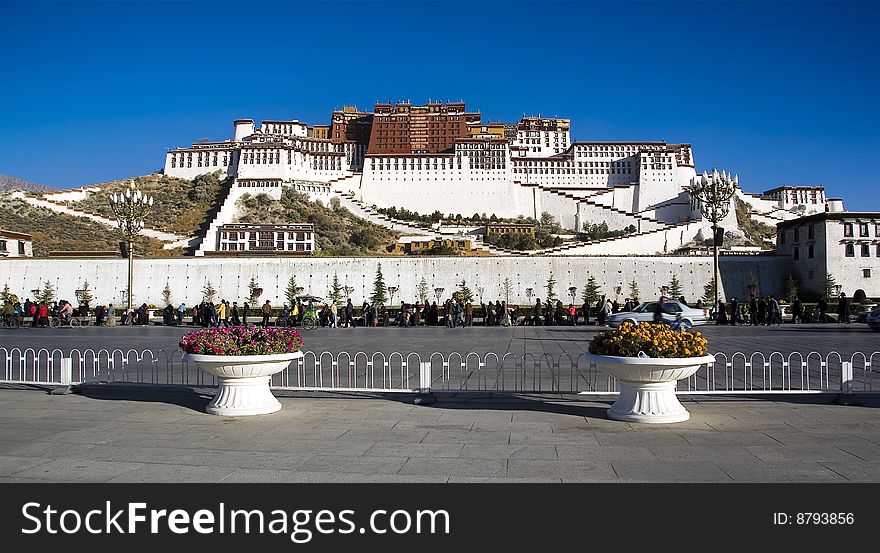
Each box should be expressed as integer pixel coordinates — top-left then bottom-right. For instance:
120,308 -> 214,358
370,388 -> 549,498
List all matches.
0,174 -> 55,193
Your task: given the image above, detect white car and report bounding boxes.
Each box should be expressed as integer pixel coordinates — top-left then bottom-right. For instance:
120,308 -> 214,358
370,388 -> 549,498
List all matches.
605,301 -> 711,328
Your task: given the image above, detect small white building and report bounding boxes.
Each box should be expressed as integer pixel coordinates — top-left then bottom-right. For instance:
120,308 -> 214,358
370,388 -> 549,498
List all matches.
212,224 -> 315,255
776,212 -> 880,298
0,229 -> 33,258
763,186 -> 827,214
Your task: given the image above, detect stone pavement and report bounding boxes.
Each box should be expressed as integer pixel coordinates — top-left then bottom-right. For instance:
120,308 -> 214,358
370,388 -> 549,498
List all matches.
2,385 -> 879,483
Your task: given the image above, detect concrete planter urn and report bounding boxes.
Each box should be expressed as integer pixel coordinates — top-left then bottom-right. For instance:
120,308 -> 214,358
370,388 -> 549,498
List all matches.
183,352 -> 302,416
585,353 -> 715,423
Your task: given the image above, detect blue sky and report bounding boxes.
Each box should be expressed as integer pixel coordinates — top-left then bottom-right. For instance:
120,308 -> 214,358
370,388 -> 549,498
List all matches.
1,0 -> 878,209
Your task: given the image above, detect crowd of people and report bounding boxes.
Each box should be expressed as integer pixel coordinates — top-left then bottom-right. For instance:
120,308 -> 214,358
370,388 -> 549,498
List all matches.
2,289 -> 867,329
713,293 -> 854,325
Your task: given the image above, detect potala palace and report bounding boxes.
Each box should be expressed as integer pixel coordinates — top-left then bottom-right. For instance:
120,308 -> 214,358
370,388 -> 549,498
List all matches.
7,99 -> 876,306
162,101 -> 833,258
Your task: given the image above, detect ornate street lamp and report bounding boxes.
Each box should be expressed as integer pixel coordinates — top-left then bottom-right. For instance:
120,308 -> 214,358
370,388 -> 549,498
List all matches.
387,286 -> 398,306
525,287 -> 534,303
568,286 -> 577,302
434,287 -> 445,302
343,286 -> 354,299
688,169 -> 738,310
833,284 -> 842,298
476,285 -> 485,304
108,180 -> 154,312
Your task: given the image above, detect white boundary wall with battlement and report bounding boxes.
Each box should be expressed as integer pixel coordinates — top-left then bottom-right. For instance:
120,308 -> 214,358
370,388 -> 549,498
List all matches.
1,256 -> 788,308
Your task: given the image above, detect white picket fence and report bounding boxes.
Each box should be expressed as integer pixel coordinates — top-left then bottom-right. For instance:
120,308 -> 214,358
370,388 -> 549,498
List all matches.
1,348 -> 878,396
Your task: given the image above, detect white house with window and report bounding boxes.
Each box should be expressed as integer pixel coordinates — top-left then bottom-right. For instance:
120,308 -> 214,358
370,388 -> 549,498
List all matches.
0,229 -> 33,258
776,212 -> 880,297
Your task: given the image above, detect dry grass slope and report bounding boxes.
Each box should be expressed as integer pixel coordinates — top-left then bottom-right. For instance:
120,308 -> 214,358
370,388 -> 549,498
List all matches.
0,194 -> 172,257
234,188 -> 400,256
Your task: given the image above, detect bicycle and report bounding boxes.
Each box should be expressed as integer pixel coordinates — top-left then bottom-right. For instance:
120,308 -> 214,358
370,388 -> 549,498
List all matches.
0,316 -> 22,329
301,315 -> 318,331
50,315 -> 80,328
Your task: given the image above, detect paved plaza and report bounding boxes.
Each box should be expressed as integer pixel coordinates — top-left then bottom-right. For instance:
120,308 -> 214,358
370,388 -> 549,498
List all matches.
1,323 -> 877,358
1,385 -> 879,483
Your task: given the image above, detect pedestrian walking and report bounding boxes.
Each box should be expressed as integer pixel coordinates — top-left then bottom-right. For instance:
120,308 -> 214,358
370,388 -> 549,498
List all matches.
261,300 -> 271,327
792,297 -> 803,324
729,297 -> 738,326
837,292 -> 849,324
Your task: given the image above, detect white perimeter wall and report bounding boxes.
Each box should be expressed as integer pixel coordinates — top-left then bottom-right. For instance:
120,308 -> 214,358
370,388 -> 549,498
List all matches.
1,256 -> 789,308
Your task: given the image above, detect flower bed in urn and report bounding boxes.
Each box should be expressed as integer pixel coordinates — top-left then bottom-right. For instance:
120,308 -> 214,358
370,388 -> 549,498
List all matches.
179,326 -> 303,356
588,321 -> 708,358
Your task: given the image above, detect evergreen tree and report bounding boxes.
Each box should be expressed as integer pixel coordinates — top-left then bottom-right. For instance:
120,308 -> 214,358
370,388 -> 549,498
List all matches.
824,273 -> 837,298
248,277 -> 262,304
78,280 -> 94,306
502,277 -> 513,304
39,280 -> 55,305
546,272 -> 557,302
628,279 -> 640,303
746,273 -> 760,299
454,279 -> 474,302
285,276 -> 298,306
668,275 -> 682,299
202,280 -> 216,303
1,284 -> 19,305
702,279 -> 717,303
161,281 -> 172,306
583,275 -> 600,305
329,273 -> 343,304
370,263 -> 387,304
418,277 -> 429,303
784,274 -> 799,303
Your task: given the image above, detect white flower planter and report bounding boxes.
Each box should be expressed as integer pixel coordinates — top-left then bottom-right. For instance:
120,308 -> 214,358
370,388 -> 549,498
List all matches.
585,353 -> 715,423
183,351 -> 303,416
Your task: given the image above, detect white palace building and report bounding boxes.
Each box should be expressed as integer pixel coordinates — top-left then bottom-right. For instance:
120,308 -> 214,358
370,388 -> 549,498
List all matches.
163,101 -> 834,257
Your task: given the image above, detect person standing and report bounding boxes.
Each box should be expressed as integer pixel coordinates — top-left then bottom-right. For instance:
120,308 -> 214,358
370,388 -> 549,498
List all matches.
177,302 -> 186,325
757,297 -> 767,325
465,301 -> 473,327
568,303 -> 577,325
329,300 -> 338,328
242,302 -> 250,325
817,296 -> 828,323
729,297 -> 738,326
837,292 -> 849,324
345,298 -> 354,328
230,302 -> 240,326
582,299 -> 590,325
768,295 -> 781,325
716,299 -> 728,325
261,300 -> 271,327
792,296 -> 803,324
217,300 -> 227,327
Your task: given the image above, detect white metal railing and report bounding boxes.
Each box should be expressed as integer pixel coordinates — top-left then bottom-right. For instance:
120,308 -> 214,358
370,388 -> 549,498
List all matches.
1,348 -> 878,397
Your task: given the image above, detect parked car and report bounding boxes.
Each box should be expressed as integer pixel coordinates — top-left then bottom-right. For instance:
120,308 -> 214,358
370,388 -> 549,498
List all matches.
868,308 -> 880,332
854,304 -> 879,324
605,301 -> 710,328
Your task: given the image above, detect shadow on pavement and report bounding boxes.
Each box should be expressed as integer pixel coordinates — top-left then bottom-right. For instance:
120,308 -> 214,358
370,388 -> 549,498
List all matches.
72,382 -> 212,413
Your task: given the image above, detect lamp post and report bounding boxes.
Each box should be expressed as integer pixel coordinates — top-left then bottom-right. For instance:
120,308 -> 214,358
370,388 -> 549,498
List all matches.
525,287 -> 534,303
568,287 -> 577,302
343,286 -> 354,300
108,180 -> 154,312
434,287 -> 444,303
688,169 -> 738,310
387,286 -> 398,307
833,284 -> 842,298
476,286 -> 485,304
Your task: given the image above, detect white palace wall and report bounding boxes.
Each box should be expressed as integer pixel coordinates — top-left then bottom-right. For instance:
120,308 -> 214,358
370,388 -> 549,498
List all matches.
2,256 -> 789,308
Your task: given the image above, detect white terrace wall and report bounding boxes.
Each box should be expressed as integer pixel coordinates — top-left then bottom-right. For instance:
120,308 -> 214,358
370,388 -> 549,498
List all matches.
1,255 -> 789,308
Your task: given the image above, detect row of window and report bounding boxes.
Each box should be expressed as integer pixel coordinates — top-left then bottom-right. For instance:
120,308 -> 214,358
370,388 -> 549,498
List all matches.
844,244 -> 880,258
0,240 -> 27,254
219,242 -> 312,252
843,222 -> 880,237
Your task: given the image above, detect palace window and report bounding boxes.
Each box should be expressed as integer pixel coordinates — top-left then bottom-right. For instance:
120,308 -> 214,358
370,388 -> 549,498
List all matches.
862,244 -> 870,257
864,269 -> 872,278
843,223 -> 853,237
845,244 -> 855,257
808,245 -> 814,259
860,223 -> 869,237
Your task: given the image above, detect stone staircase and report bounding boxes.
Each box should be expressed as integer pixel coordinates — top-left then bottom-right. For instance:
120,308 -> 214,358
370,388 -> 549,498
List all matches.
17,192 -> 191,249
335,193 -> 436,235
193,177 -> 238,256
537,185 -> 665,232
